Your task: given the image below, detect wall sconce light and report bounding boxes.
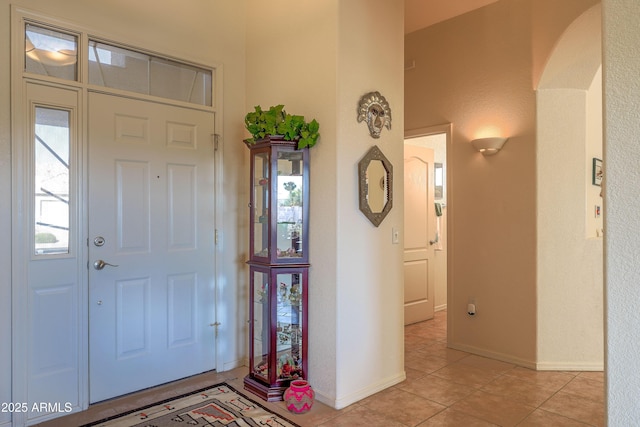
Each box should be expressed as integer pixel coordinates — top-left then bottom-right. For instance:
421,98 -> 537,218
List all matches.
471,137 -> 508,156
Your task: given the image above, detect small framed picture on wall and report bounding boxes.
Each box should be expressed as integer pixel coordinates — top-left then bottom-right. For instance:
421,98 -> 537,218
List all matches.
592,158 -> 603,186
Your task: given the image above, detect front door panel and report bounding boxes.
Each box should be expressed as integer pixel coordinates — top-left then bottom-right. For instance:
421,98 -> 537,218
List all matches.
88,92 -> 216,402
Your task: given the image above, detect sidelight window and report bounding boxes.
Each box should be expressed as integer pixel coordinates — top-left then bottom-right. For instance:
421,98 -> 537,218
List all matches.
34,106 -> 71,255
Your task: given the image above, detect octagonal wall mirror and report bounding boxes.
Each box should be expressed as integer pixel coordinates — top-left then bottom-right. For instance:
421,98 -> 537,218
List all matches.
358,145 -> 393,227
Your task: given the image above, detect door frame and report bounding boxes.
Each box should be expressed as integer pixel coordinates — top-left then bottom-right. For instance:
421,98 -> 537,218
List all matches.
10,7 -> 225,424
404,124 -> 452,337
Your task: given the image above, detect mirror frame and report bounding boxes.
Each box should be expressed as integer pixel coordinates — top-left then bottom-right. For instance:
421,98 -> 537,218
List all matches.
358,145 -> 393,227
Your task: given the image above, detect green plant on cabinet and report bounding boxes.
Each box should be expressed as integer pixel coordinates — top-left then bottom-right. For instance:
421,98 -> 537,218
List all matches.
244,104 -> 320,149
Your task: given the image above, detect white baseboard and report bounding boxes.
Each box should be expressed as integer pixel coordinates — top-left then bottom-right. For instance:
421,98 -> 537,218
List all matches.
314,371 -> 406,410
435,304 -> 447,312
223,358 -> 245,372
448,342 -> 537,370
449,342 -> 604,371
536,361 -> 604,371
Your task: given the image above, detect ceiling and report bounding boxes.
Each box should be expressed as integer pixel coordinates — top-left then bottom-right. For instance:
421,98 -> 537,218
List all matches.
405,0 -> 499,34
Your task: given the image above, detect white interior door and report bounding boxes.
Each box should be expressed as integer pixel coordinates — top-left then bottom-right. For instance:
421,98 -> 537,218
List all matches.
404,144 -> 435,325
88,92 -> 216,402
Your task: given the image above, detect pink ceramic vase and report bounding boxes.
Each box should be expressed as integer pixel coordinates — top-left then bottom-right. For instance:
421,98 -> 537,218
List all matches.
283,379 -> 314,414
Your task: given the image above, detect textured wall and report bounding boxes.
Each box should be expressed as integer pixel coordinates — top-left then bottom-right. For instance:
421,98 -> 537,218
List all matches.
603,0 -> 640,423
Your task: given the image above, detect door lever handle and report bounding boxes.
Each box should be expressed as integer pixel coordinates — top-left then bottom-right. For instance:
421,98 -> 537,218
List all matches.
93,259 -> 118,270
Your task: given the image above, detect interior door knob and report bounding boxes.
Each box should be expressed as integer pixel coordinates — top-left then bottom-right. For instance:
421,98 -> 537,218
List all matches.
93,259 -> 118,270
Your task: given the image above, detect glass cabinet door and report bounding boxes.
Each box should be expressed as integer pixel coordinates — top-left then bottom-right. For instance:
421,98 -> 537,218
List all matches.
252,151 -> 270,259
275,272 -> 304,381
276,151 -> 304,260
252,270 -> 269,381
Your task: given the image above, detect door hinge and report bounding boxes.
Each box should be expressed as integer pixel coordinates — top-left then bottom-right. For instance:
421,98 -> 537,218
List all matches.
213,134 -> 221,151
215,229 -> 219,245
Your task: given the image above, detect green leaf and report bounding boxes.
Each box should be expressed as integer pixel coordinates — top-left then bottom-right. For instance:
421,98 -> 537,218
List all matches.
308,119 -> 319,133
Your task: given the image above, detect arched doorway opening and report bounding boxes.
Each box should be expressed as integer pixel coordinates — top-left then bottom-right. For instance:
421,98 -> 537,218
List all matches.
536,3 -> 603,370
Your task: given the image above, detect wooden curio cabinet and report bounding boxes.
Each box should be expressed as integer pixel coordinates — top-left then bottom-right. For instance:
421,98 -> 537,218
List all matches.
244,136 -> 310,401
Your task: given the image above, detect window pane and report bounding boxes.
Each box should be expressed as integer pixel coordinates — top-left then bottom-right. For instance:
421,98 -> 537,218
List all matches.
88,41 -> 149,94
89,41 -> 212,106
277,151 -> 304,258
253,152 -> 269,258
35,107 -> 70,255
25,24 -> 77,81
150,58 -> 212,106
253,271 -> 269,381
276,272 -> 303,380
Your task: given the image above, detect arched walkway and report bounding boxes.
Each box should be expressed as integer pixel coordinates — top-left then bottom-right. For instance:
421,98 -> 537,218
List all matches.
536,3 -> 603,370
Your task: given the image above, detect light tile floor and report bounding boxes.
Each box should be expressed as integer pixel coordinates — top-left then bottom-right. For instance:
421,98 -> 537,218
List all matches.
36,310 -> 604,426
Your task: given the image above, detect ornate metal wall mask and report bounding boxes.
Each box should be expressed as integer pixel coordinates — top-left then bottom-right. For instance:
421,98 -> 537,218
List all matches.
357,91 -> 391,139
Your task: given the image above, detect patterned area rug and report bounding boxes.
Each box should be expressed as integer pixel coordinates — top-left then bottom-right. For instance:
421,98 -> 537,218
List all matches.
82,383 -> 300,427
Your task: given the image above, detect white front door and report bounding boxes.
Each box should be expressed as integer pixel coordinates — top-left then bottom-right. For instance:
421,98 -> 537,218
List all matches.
88,92 -> 216,402
403,144 -> 435,325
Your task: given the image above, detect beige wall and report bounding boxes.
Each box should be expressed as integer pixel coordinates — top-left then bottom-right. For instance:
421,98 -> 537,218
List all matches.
335,0 -> 404,408
405,0 -> 598,366
246,0 -> 405,409
537,84 -> 603,369
531,0 -> 600,89
246,0 -> 340,405
586,67 -> 604,238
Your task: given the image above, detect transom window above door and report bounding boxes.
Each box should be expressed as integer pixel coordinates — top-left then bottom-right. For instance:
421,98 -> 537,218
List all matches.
25,23 -> 78,81
88,41 -> 212,106
24,23 -> 213,107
